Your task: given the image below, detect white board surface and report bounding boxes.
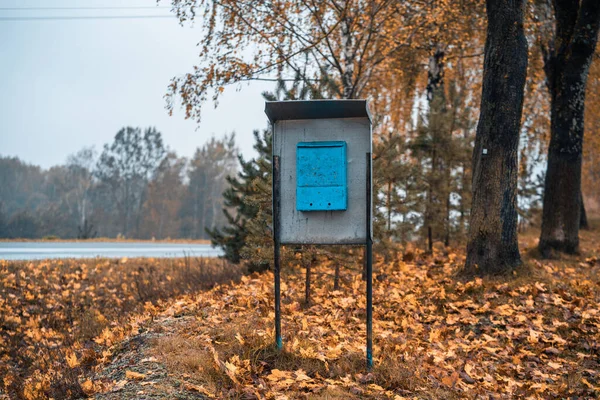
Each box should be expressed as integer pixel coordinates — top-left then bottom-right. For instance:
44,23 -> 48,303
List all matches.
273,117 -> 372,244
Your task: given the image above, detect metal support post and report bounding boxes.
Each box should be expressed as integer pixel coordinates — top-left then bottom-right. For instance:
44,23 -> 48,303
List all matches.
273,155 -> 282,350
366,152 -> 373,369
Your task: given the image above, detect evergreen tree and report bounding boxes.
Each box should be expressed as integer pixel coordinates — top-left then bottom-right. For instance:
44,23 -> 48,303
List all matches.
373,128 -> 420,248
181,135 -> 237,239
0,203 -> 7,238
207,130 -> 271,269
410,75 -> 474,248
209,75 -> 326,272
238,131 -> 274,272
410,48 -> 450,250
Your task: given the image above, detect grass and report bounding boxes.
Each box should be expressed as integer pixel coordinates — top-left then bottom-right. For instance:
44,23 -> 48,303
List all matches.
0,255 -> 242,399
129,225 -> 600,399
1,221 -> 599,399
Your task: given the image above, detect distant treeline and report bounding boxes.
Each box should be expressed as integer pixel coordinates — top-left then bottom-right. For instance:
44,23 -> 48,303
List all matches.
0,127 -> 238,240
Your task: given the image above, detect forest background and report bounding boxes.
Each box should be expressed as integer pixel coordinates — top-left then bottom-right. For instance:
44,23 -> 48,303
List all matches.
0,0 -> 599,252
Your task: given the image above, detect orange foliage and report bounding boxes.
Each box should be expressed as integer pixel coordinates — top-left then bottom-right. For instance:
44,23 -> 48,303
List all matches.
583,52 -> 600,214
0,257 -> 241,399
80,230 -> 600,398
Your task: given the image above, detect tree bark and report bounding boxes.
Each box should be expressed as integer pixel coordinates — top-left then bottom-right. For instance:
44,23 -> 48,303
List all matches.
463,0 -> 527,275
539,0 -> 600,256
424,47 -> 446,249
580,192 -> 589,230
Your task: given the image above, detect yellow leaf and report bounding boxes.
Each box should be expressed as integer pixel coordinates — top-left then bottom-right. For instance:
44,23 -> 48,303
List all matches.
66,351 -> 79,368
184,382 -> 214,397
235,332 -> 245,345
267,369 -> 291,381
294,369 -> 312,381
442,376 -> 453,386
464,362 -> 474,375
81,380 -> 94,393
125,370 -> 145,380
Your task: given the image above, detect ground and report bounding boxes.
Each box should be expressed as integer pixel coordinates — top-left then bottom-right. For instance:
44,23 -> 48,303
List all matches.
0,256 -> 242,399
82,226 -> 600,399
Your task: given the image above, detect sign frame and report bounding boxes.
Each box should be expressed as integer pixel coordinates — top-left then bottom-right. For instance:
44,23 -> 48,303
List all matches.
265,100 -> 374,369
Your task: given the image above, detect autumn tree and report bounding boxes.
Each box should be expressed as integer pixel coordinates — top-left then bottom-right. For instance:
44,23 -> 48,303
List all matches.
95,127 -> 166,238
66,147 -> 97,239
366,1 -> 483,249
0,203 -> 6,237
166,0 -> 492,254
140,152 -> 186,239
0,157 -> 45,217
208,130 -> 272,270
180,135 -> 238,239
373,127 -> 420,246
166,0 -> 439,120
462,0 -> 528,275
536,0 -> 600,256
582,52 -> 600,217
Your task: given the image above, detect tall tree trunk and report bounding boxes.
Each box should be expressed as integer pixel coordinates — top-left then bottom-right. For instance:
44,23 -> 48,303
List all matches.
459,154 -> 469,239
445,175 -> 451,247
463,0 -> 527,275
539,0 -> 600,256
425,47 -> 446,249
340,8 -> 354,99
580,192 -> 589,230
387,181 -> 392,232
124,181 -> 130,237
426,154 -> 434,251
193,185 -> 199,238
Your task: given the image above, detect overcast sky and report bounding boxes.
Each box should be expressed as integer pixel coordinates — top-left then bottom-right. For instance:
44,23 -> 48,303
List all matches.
0,0 -> 272,169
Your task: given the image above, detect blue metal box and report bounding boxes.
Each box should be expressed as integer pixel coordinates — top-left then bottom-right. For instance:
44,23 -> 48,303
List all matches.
296,141 -> 347,211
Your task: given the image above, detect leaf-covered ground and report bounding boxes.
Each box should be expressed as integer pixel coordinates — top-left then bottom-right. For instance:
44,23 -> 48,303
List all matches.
87,229 -> 600,399
0,256 -> 241,399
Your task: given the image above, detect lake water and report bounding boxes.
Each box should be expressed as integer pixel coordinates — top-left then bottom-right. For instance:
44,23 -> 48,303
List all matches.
0,242 -> 222,261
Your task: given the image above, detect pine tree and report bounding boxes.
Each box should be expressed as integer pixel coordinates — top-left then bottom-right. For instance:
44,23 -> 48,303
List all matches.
207,130 -> 271,270
409,58 -> 474,249
373,129 -> 420,248
209,75 -> 329,273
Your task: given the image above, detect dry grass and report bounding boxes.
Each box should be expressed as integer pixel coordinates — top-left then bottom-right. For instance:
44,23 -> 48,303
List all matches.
127,226 -> 600,399
0,255 -> 242,399
2,221 -> 599,399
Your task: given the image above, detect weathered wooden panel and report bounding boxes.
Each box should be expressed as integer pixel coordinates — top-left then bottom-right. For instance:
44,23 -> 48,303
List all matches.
273,118 -> 371,244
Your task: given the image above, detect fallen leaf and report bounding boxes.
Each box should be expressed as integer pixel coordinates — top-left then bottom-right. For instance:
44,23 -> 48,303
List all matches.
125,370 -> 145,380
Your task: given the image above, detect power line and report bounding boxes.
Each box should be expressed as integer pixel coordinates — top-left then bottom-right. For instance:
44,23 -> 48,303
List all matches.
0,6 -> 171,11
0,15 -> 174,21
